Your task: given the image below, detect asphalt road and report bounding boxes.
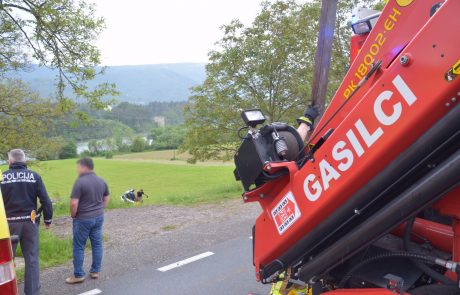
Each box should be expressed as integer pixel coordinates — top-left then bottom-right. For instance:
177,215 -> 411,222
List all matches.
93,236 -> 269,295
32,201 -> 271,295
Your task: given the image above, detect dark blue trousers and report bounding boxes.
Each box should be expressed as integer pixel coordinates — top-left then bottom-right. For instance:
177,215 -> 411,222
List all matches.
9,221 -> 40,295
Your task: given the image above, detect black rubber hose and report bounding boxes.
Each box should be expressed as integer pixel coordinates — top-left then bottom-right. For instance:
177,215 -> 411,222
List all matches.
338,251 -> 448,288
403,217 -> 455,285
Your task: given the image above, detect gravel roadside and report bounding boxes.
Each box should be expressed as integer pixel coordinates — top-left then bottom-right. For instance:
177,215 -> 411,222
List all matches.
51,199 -> 259,245
31,199 -> 263,295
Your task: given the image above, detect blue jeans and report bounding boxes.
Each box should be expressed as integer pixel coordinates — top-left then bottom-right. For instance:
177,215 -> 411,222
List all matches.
72,215 -> 104,278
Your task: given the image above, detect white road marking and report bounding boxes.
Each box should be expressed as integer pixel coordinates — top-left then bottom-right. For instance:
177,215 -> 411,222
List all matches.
157,251 -> 215,272
78,289 -> 102,295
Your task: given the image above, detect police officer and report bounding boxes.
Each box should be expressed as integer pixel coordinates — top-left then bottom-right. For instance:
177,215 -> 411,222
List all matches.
1,149 -> 53,295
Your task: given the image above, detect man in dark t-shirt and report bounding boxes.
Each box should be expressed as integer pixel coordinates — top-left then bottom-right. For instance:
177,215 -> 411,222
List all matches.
66,157 -> 110,284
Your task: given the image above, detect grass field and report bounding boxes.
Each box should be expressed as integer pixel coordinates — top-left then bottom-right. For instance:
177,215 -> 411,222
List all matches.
114,150 -> 231,166
10,150 -> 241,279
115,150 -> 193,162
15,228 -> 74,281
3,150 -> 240,217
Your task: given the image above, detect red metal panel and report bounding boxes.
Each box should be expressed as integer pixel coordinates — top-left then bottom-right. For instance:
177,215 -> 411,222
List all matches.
247,0 -> 460,279
313,0 -> 442,140
0,239 -> 13,264
393,218 -> 453,253
350,34 -> 369,64
434,187 -> 460,219
0,280 -> 18,295
0,238 -> 17,294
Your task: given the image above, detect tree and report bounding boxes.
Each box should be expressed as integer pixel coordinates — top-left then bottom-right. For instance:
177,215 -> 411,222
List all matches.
182,1 -> 320,161
48,117 -> 135,142
131,136 -> 146,153
0,79 -> 60,157
87,139 -> 103,155
0,0 -> 117,158
182,0 -> 382,161
112,123 -> 134,152
103,101 -> 187,132
59,141 -> 77,159
34,136 -> 66,160
151,126 -> 186,150
0,0 -> 116,107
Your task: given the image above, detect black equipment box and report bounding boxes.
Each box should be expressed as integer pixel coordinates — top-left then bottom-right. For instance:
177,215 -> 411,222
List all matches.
234,124 -> 303,191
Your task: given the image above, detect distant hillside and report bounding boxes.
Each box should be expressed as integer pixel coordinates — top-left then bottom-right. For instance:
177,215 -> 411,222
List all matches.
10,63 -> 206,103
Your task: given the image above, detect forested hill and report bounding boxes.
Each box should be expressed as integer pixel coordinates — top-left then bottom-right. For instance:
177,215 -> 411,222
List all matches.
11,63 -> 206,103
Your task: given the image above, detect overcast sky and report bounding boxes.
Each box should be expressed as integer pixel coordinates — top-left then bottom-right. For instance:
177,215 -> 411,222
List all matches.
94,0 -> 263,66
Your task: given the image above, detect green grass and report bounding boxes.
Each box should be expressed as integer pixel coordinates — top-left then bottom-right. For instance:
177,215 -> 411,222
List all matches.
2,152 -> 241,217
8,151 -> 242,276
161,225 -> 176,231
115,150 -> 193,162
38,228 -> 73,268
15,228 -> 73,281
114,150 -> 231,165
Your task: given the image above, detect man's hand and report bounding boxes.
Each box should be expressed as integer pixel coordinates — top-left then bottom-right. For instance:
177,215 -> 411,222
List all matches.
297,105 -> 320,128
103,195 -> 110,209
44,223 -> 51,229
70,198 -> 79,218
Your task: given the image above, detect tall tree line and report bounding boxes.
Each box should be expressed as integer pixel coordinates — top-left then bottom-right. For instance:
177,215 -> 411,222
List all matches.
182,0 -> 384,161
0,0 -> 116,157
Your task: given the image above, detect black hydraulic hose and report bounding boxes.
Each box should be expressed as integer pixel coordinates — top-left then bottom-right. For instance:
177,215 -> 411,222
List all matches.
238,126 -> 250,139
297,149 -> 460,282
403,217 -> 455,285
338,252 -> 448,288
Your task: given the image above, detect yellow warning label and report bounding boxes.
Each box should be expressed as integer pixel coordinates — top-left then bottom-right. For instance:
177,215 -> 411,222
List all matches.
445,60 -> 460,82
396,0 -> 415,7
452,60 -> 460,75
